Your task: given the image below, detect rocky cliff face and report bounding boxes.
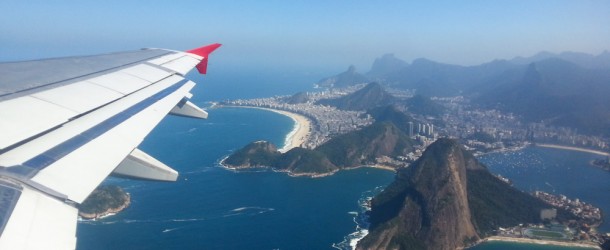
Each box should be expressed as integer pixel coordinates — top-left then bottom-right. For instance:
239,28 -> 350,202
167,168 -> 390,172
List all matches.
357,139 -> 478,250
357,138 -> 571,250
222,141 -> 280,168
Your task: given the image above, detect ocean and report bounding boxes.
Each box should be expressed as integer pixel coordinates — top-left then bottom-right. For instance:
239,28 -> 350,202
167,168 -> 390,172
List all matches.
76,69 -> 608,249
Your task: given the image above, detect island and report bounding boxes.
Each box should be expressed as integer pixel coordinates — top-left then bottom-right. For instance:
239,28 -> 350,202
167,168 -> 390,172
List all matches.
78,185 -> 131,220
592,157 -> 610,171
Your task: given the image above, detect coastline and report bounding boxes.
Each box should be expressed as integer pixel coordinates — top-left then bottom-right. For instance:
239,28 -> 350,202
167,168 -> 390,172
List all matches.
535,143 -> 609,157
223,106 -> 311,153
481,236 -> 600,249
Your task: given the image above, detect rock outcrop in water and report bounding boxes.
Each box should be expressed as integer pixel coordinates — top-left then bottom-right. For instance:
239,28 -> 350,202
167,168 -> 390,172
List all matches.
79,185 -> 130,219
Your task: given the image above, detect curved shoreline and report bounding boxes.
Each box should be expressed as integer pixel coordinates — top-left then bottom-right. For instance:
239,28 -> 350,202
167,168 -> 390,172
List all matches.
535,143 -> 609,156
222,106 -> 311,153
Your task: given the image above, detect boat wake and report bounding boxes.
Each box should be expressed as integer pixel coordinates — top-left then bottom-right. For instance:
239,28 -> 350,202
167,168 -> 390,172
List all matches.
162,227 -> 181,233
79,207 -> 275,226
224,206 -> 275,217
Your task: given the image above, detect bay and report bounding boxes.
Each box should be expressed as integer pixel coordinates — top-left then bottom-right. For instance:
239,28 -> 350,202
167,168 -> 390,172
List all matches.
75,68 -> 609,249
76,107 -> 395,250
473,146 -> 610,249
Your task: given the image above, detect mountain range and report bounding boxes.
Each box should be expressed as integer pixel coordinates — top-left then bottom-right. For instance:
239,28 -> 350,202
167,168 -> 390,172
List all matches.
317,51 -> 610,135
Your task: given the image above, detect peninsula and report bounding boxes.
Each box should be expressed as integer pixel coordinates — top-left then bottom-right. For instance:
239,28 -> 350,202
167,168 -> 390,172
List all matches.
78,185 -> 131,220
222,120 -> 416,177
356,139 -> 582,250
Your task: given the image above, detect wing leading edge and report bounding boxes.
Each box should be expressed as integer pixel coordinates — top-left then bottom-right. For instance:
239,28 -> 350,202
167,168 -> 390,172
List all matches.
0,43 -> 221,249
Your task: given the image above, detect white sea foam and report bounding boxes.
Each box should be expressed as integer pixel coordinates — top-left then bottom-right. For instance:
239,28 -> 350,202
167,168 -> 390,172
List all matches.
224,207 -> 275,217
332,186 -> 386,250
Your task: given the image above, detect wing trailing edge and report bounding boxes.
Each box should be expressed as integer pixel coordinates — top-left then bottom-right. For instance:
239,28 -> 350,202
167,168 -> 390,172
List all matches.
170,98 -> 208,119
112,148 -> 178,182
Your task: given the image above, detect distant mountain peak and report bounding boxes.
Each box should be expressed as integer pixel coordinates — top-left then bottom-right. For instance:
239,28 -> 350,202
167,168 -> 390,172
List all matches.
317,82 -> 395,110
347,65 -> 357,72
367,53 -> 409,78
315,65 -> 368,88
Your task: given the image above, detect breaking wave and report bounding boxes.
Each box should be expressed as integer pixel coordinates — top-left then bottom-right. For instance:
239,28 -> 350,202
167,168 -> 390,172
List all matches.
332,186 -> 386,250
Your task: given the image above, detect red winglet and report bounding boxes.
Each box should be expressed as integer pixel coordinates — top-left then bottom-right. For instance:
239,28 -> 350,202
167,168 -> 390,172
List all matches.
187,43 -> 222,74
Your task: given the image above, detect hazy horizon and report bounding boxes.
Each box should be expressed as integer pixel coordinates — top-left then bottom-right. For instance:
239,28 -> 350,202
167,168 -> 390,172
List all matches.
2,0 -> 609,72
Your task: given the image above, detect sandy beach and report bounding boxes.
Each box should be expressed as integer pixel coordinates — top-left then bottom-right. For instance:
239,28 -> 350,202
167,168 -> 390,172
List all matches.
536,143 -> 609,156
483,236 -> 600,249
226,106 -> 311,153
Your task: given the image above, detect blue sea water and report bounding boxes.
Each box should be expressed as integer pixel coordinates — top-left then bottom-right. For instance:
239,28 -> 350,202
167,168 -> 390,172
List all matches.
77,107 -> 395,250
479,147 -> 610,232
76,69 -> 609,249
473,147 -> 610,250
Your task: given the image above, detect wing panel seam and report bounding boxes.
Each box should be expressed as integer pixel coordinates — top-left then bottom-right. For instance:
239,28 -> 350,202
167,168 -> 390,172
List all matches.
7,79 -> 189,178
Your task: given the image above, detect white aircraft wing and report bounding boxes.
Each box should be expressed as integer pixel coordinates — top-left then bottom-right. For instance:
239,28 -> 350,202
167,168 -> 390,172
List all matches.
0,43 -> 221,249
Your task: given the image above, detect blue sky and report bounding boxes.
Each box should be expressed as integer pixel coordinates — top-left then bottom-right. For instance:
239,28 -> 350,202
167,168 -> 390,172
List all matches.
1,0 -> 609,71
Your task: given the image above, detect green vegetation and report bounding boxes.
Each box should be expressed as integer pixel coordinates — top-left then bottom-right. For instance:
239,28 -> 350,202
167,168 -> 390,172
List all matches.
358,139 -> 578,250
79,185 -> 129,217
224,121 -> 416,176
317,122 -> 413,167
467,131 -> 497,143
403,95 -> 446,117
223,141 -> 280,167
367,105 -> 416,134
526,229 -> 566,239
467,169 -> 576,236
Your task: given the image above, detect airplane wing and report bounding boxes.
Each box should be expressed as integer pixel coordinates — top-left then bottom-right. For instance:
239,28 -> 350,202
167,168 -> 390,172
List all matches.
0,43 -> 221,249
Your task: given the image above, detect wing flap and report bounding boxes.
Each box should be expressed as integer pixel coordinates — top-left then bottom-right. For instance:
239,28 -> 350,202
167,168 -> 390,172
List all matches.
27,77 -> 195,202
170,99 -> 208,119
0,180 -> 77,249
112,148 -> 178,181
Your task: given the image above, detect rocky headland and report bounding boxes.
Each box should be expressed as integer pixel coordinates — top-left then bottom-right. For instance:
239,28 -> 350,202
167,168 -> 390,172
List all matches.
356,138 -> 575,250
222,121 -> 416,177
